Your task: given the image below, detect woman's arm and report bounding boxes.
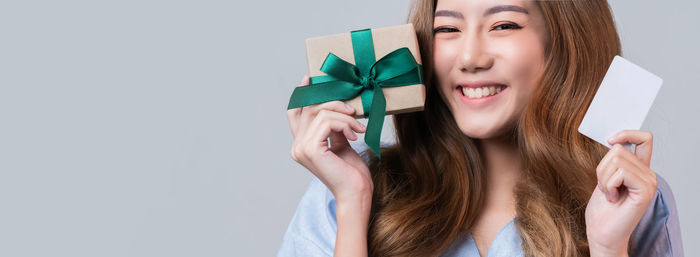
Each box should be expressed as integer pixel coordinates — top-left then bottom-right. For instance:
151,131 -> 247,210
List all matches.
335,192 -> 372,257
277,176 -> 372,257
286,75 -> 372,257
586,130 -> 659,257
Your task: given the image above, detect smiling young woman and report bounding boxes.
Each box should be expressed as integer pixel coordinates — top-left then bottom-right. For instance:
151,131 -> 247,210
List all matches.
279,0 -> 682,257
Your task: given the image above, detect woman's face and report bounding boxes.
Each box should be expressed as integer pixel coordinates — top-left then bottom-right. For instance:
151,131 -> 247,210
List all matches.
433,0 -> 549,139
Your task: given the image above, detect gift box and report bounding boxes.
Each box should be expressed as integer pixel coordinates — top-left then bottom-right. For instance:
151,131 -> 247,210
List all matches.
287,24 -> 425,158
304,23 -> 425,117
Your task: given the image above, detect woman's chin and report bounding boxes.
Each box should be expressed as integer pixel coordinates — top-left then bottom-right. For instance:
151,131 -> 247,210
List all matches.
456,120 -> 513,140
458,126 -> 498,139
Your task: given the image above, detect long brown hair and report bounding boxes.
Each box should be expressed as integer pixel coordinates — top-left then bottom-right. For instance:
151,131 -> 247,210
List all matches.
364,0 -> 622,256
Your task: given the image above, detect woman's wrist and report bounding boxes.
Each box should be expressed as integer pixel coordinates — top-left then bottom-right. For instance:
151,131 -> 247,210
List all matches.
334,194 -> 372,257
588,239 -> 629,257
334,184 -> 373,208
589,250 -> 628,257
336,191 -> 373,222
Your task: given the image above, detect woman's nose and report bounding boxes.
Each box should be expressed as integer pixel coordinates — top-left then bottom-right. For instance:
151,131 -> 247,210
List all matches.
458,36 -> 494,73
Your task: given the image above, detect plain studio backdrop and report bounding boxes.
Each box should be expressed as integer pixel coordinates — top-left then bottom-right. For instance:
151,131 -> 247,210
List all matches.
0,0 -> 697,256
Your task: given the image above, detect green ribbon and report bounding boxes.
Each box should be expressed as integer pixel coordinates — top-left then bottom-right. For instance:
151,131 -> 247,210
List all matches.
287,29 -> 423,158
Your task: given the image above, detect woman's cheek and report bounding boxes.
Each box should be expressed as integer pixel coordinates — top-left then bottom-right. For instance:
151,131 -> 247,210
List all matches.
433,41 -> 455,77
433,41 -> 457,95
499,36 -> 545,92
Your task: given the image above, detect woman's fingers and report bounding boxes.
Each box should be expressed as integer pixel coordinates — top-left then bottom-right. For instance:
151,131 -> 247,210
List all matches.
306,110 -> 365,146
298,101 -> 356,133
596,144 -> 626,198
287,108 -> 302,137
290,87 -> 365,165
597,129 -> 655,201
287,75 -> 312,137
329,130 -> 354,150
597,146 -> 657,203
603,167 -> 629,203
300,75 -> 310,86
597,145 -> 647,181
603,164 -> 654,204
601,165 -> 635,203
303,101 -> 356,117
607,130 -> 653,166
293,109 -> 365,161
596,144 -> 652,201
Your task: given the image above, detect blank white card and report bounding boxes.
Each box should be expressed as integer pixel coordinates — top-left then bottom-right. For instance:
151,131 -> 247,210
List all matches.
578,55 -> 663,149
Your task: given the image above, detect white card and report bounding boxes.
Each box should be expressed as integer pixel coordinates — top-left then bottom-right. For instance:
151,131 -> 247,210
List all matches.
578,55 -> 662,149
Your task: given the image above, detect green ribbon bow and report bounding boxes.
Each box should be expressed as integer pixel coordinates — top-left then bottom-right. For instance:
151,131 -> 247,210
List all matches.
287,29 -> 423,158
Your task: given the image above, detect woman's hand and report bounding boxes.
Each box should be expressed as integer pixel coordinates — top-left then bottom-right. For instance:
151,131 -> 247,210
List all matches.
287,75 -> 372,202
288,76 -> 373,257
585,130 -> 658,257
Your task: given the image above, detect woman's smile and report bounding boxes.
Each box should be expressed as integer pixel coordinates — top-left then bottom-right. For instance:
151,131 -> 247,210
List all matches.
454,81 -> 509,108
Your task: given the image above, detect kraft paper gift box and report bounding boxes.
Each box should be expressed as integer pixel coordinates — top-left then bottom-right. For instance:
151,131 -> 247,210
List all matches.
287,23 -> 425,157
304,23 -> 426,117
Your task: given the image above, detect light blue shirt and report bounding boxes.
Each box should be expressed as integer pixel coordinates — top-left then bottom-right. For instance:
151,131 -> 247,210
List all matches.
277,143 -> 684,257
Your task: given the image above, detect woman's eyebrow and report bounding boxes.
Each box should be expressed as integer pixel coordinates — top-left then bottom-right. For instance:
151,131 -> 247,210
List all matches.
484,5 -> 529,16
434,10 -> 464,19
435,5 -> 528,20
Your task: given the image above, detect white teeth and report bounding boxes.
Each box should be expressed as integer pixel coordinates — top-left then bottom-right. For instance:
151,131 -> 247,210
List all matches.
461,85 -> 505,99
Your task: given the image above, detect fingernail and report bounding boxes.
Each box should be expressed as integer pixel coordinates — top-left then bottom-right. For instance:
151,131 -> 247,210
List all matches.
607,136 -> 615,144
345,104 -> 353,111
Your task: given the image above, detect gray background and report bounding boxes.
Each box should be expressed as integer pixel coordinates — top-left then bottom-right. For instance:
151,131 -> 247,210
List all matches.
0,0 -> 697,256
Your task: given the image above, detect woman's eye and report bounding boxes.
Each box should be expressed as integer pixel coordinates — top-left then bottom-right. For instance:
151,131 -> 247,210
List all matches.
433,27 -> 460,34
491,23 -> 523,31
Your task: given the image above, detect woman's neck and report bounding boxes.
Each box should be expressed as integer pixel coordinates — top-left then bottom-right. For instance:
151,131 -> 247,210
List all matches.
476,135 -> 521,215
478,136 -> 521,183
469,135 -> 521,257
